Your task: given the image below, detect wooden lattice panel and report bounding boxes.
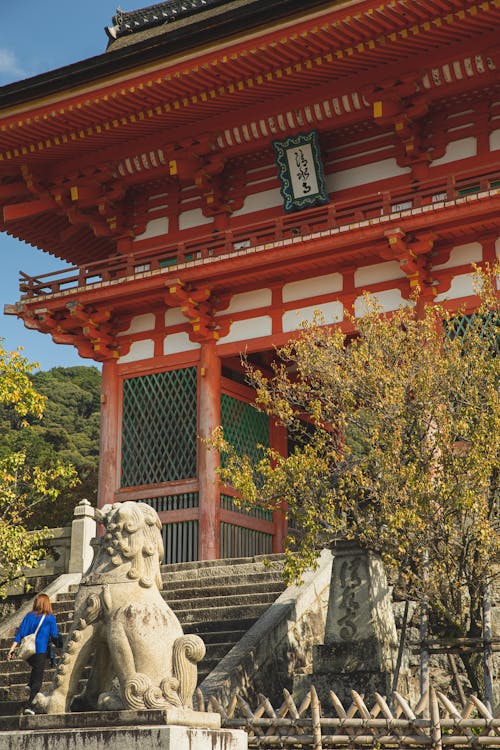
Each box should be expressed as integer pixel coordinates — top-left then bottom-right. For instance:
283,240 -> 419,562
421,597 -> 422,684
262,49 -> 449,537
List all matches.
121,367 -> 197,486
199,685 -> 500,749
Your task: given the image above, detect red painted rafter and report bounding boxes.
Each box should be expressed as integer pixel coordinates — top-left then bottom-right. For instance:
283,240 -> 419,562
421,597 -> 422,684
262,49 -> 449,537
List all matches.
0,2 -> 498,160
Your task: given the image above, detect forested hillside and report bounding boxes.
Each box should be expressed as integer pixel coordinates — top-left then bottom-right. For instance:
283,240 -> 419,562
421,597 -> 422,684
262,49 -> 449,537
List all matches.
0,366 -> 101,527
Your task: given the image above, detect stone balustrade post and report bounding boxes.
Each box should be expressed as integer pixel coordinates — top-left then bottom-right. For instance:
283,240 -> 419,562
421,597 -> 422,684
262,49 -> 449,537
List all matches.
68,499 -> 96,574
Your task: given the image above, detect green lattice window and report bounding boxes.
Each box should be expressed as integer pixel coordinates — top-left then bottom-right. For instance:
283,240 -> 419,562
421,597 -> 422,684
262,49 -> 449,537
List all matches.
221,394 -> 269,466
445,312 -> 499,354
121,367 -> 197,487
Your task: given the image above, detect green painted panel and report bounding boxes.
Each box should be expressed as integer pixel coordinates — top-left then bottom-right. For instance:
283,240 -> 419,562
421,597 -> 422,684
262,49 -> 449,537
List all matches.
121,367 -> 197,486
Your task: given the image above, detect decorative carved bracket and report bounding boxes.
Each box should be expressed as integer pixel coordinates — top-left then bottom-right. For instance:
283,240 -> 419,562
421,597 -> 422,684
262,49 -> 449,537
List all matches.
2,164 -> 146,242
165,280 -> 231,343
20,302 -> 130,361
382,228 -> 437,301
362,76 -> 441,179
167,134 -> 239,219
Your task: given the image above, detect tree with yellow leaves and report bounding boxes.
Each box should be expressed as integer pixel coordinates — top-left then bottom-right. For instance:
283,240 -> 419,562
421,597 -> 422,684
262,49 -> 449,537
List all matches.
0,343 -> 77,598
215,267 -> 499,694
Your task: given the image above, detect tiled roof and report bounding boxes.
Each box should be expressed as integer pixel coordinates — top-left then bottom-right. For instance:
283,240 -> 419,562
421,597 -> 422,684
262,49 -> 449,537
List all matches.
106,0 -> 229,40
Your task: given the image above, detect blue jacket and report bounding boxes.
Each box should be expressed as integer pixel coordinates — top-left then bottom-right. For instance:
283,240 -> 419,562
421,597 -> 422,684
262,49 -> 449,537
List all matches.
14,612 -> 59,655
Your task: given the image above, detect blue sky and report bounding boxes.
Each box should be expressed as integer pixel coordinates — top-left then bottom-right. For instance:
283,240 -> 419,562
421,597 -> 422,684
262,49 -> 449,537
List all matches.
0,1 -> 121,370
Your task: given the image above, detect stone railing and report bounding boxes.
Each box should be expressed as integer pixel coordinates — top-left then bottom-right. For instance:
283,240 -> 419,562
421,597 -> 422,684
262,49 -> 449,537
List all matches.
24,526 -> 72,580
6,499 -> 96,592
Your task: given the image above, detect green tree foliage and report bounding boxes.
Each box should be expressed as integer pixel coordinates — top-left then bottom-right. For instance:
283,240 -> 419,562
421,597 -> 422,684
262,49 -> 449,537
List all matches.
214,267 -> 499,694
0,344 -> 78,597
0,365 -> 101,528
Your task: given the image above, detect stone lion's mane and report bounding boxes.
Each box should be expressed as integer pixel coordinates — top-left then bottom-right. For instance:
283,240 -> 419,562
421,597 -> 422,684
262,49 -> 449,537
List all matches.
99,502 -> 164,589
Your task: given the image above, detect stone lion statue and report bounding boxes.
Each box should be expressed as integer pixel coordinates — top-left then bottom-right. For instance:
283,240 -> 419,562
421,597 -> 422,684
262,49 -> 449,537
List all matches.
37,501 -> 205,714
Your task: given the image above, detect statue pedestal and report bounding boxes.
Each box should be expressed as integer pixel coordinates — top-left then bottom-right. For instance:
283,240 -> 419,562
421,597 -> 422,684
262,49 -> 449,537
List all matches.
0,710 -> 247,750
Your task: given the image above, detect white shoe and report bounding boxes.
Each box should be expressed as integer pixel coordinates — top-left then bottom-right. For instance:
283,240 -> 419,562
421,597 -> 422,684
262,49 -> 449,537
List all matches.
23,708 -> 35,715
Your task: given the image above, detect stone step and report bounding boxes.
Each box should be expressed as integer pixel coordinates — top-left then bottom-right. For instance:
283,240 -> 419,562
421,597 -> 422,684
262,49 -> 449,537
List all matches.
162,559 -> 283,575
64,556 -> 285,594
163,576 -> 286,597
0,659 -> 58,677
160,554 -> 285,575
0,701 -> 22,717
167,591 -> 280,611
183,618 -> 257,635
162,561 -> 284,582
161,566 -> 284,587
64,572 -> 285,599
0,678 -> 85,702
192,628 -> 247,644
175,602 -> 270,624
0,663 -> 91,688
49,584 -> 284,617
50,613 -> 260,638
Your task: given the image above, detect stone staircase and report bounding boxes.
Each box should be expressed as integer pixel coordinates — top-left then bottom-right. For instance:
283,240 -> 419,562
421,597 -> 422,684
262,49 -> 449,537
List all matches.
0,555 -> 286,716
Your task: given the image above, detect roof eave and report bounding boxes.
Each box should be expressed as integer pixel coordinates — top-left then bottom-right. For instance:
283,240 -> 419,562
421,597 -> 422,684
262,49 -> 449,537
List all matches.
0,0 -> 338,110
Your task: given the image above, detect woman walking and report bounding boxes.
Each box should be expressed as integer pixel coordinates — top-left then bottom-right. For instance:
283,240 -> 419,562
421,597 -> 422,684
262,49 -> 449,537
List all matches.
7,593 -> 60,715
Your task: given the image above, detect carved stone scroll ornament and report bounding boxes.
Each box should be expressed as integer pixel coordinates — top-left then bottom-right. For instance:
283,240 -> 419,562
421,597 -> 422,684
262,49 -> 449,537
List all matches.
35,502 -> 205,714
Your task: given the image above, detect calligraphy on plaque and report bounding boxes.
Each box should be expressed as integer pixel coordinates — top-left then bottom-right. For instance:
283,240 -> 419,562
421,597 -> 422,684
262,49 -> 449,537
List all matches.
272,130 -> 329,213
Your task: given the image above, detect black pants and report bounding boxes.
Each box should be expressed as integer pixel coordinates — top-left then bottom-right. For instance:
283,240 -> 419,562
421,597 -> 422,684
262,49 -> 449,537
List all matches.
26,653 -> 46,706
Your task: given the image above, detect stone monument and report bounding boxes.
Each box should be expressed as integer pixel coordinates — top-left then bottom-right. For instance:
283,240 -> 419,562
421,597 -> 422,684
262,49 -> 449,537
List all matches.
307,542 -> 403,706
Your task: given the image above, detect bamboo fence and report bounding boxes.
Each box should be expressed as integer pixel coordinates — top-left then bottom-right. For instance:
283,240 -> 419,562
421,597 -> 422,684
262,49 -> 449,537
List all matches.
196,685 -> 500,749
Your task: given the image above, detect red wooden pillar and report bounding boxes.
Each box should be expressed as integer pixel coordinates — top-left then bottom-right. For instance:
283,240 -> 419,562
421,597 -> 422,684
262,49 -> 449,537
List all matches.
269,418 -> 288,553
198,339 -> 221,559
98,359 -> 120,508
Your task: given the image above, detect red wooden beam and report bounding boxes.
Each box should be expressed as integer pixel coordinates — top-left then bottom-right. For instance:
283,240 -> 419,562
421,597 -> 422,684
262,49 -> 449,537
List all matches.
3,198 -> 55,221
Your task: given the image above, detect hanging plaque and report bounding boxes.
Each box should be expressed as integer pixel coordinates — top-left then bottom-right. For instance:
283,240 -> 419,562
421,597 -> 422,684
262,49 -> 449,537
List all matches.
273,130 -> 329,212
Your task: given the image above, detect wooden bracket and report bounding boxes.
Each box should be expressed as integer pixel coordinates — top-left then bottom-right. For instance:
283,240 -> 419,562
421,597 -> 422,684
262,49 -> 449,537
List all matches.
165,279 -> 231,342
382,228 -> 438,301
19,303 -> 130,362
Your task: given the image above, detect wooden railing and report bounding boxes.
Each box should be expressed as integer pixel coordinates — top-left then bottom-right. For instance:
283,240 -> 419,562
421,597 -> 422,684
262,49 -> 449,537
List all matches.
198,685 -> 500,749
18,164 -> 500,300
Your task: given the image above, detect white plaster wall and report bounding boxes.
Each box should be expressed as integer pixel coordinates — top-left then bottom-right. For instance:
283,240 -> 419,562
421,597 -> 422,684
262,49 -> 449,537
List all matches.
431,137 -> 477,166
282,273 -> 342,303
282,301 -> 343,332
216,288 -> 272,315
434,273 -> 475,301
133,217 -> 168,241
326,158 -> 410,193
354,289 -> 412,317
118,313 -> 156,336
165,308 -> 186,326
118,339 -> 155,364
218,316 -> 272,344
432,242 -> 482,270
231,187 -> 283,217
163,332 -> 200,355
489,129 -> 500,151
178,208 -> 212,230
355,260 -> 405,288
